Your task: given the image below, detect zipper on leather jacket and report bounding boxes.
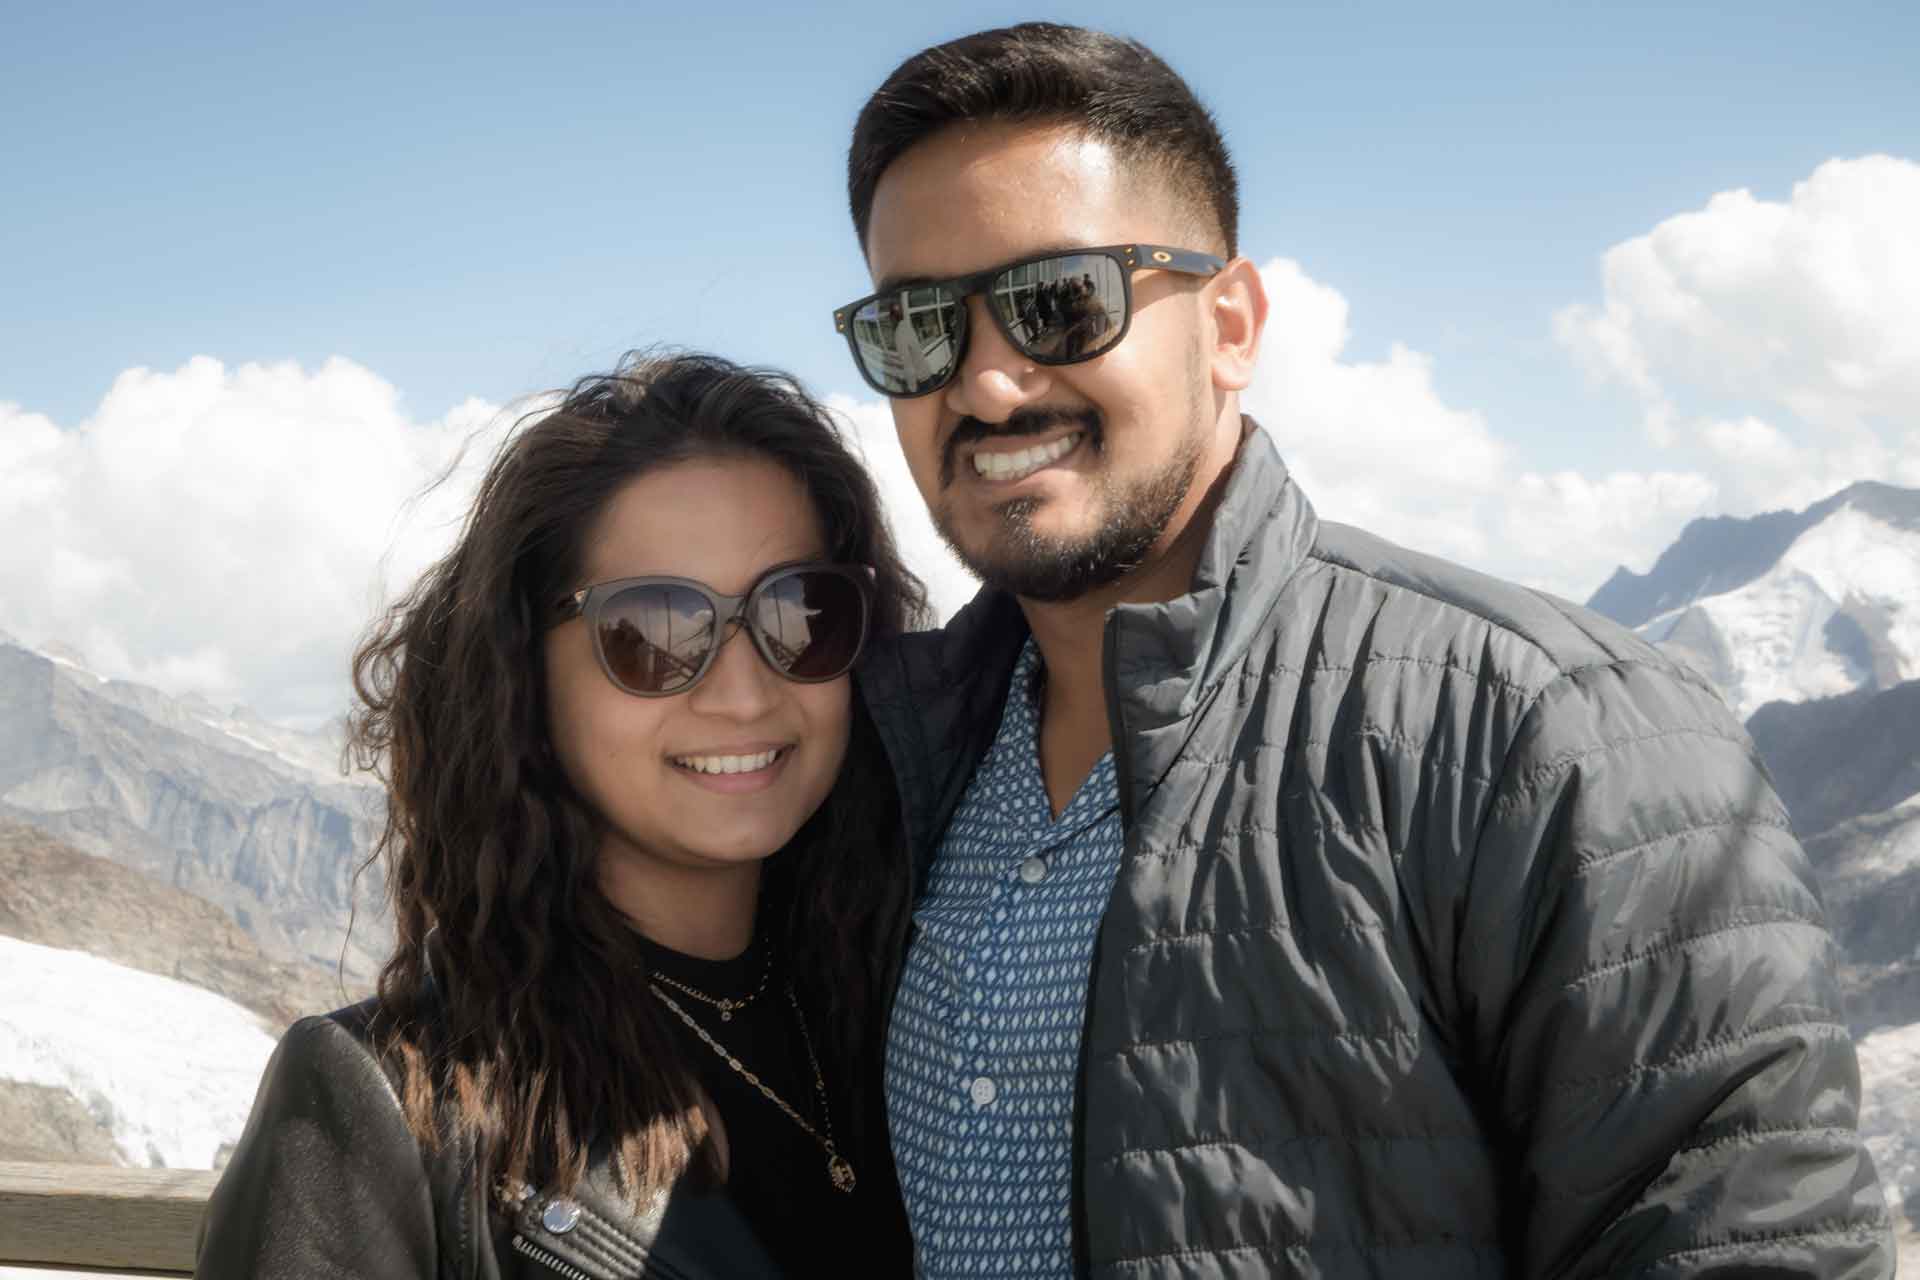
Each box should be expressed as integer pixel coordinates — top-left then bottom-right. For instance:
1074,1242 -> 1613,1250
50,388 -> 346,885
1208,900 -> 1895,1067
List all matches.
511,1233 -> 595,1280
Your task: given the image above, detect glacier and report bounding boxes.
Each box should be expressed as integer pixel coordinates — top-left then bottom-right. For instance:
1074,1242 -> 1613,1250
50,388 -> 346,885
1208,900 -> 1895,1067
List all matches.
0,935 -> 277,1169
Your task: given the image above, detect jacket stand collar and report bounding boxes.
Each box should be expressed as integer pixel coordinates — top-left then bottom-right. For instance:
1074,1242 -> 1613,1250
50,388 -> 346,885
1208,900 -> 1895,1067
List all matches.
859,417 -> 1319,864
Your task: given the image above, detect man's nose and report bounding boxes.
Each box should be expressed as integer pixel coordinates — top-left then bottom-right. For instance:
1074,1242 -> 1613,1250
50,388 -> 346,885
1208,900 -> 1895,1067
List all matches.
942,296 -> 1052,424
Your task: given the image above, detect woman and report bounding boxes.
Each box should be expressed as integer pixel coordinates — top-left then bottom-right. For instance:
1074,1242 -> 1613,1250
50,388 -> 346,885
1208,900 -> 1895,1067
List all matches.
197,352 -> 923,1278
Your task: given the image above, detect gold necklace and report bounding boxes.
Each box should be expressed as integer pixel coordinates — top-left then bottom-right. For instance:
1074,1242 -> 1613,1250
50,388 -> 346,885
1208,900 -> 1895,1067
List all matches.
648,981 -> 856,1194
648,944 -> 772,1022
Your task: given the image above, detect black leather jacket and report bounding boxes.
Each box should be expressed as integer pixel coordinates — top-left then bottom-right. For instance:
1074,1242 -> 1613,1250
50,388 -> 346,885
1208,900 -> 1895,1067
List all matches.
196,998 -> 787,1279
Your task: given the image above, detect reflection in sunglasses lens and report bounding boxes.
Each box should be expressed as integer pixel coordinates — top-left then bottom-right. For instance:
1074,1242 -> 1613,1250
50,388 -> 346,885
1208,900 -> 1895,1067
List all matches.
599,584 -> 715,693
851,288 -> 960,395
995,253 -> 1126,364
754,571 -> 866,678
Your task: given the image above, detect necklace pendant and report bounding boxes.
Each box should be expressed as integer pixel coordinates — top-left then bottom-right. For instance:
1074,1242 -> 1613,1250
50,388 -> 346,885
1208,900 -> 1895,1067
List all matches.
827,1155 -> 856,1194
718,1000 -> 735,1020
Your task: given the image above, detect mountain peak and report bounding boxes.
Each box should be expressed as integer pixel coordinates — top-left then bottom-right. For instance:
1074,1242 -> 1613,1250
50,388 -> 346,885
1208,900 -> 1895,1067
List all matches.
1600,482 -> 1920,720
1833,480 -> 1920,531
1588,481 -> 1920,629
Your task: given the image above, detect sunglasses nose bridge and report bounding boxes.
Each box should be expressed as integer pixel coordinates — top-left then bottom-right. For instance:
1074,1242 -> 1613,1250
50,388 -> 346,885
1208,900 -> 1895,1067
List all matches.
711,608 -> 755,653
685,608 -> 781,703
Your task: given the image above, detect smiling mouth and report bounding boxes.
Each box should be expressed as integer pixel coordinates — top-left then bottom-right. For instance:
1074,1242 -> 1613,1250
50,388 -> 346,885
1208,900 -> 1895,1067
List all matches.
971,432 -> 1083,482
671,746 -> 788,775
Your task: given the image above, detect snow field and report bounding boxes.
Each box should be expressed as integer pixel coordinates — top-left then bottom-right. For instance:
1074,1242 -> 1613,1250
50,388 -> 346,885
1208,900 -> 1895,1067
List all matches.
0,935 -> 277,1168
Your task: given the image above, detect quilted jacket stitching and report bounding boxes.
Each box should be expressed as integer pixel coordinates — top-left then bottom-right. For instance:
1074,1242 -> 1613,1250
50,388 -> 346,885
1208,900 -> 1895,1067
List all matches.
1562,911 -> 1830,991
1165,726 -> 1506,784
1542,1018 -> 1850,1096
1127,916 -> 1389,952
1097,1129 -> 1492,1165
1125,799 -> 1463,875
1202,653 -> 1547,703
1533,591 -> 1733,705
1493,722 -> 1763,808
1106,1235 -> 1507,1268
1639,1219 -> 1893,1270
1307,653 -> 1546,700
1667,1122 -> 1867,1163
1103,1020 -> 1420,1059
1571,815 -> 1797,875
1305,546 -> 1564,668
1524,1126 -> 1866,1205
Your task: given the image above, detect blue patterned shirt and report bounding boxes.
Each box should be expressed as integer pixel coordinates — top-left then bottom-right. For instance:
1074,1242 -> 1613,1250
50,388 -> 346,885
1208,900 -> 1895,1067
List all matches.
885,641 -> 1125,1278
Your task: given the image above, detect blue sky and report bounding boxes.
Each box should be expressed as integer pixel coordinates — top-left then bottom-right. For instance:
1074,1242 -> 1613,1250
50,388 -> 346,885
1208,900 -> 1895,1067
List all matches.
5,1 -> 1911,454
3,1 -> 1918,724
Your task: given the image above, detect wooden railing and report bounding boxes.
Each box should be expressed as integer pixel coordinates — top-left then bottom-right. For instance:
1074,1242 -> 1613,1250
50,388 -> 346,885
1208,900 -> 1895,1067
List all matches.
0,1163 -> 213,1276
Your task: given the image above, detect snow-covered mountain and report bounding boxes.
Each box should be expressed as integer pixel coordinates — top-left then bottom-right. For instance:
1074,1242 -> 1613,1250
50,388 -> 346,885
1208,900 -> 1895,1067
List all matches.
0,632 -> 389,981
1606,488 -> 1920,721
0,934 -> 275,1168
1590,481 -> 1920,625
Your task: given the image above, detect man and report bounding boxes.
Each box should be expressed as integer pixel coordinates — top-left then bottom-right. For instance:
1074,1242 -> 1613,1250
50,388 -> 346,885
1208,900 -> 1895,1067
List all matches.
838,23 -> 1893,1279
892,299 -> 934,389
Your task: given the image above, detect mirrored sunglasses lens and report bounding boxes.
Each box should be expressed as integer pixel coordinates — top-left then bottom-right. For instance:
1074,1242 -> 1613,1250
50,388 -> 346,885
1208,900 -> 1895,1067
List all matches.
850,287 -> 959,395
994,253 -> 1126,363
597,584 -> 715,694
750,571 -> 868,679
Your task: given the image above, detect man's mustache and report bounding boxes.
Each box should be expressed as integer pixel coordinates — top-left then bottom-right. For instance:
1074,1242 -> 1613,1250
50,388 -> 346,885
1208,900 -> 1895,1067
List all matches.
941,408 -> 1102,488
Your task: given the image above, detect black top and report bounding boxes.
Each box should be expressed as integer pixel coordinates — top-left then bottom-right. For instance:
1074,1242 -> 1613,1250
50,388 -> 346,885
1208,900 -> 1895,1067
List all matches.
630,927 -> 911,1278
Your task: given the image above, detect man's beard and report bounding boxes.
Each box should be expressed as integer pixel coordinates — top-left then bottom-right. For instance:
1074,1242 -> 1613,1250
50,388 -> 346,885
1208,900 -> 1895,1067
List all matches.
933,387 -> 1209,604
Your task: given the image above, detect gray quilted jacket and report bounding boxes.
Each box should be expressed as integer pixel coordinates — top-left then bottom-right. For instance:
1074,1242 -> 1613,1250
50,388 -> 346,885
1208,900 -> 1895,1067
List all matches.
857,424 -> 1894,1278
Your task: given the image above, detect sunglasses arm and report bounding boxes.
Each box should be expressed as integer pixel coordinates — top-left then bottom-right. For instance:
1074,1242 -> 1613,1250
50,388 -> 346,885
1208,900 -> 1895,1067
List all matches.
551,590 -> 588,627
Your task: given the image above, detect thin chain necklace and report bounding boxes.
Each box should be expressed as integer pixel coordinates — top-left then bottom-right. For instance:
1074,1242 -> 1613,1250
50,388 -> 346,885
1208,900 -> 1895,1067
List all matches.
648,942 -> 772,1022
648,980 -> 856,1194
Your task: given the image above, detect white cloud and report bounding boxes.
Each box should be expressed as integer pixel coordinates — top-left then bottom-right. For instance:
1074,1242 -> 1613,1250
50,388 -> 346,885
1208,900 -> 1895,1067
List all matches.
0,357 -> 510,728
0,357 -> 969,730
826,394 -> 980,622
1243,257 -> 1716,601
1555,154 -> 1920,506
1249,257 -> 1508,570
1493,469 -> 1719,591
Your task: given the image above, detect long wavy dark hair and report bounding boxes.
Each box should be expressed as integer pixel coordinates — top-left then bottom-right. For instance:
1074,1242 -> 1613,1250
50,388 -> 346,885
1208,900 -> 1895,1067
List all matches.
347,350 -> 926,1204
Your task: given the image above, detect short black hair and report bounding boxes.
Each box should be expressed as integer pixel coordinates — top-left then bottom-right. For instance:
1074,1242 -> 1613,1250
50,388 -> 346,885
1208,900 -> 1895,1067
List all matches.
848,23 -> 1239,256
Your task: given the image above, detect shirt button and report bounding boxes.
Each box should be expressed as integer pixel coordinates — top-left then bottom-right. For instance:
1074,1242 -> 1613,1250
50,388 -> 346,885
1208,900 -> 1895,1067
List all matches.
1018,856 -> 1048,884
968,1075 -> 997,1107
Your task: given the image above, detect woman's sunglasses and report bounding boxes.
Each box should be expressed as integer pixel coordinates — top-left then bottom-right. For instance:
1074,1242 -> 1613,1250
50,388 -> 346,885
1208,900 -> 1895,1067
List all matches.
552,561 -> 874,697
831,243 -> 1225,398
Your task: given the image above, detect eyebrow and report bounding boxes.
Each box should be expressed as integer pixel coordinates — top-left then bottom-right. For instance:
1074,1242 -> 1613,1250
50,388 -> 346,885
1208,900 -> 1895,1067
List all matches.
872,242 -> 1103,296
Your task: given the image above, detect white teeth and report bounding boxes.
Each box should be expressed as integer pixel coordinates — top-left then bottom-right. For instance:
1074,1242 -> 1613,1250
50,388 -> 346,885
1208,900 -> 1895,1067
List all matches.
674,748 -> 783,775
972,432 -> 1081,481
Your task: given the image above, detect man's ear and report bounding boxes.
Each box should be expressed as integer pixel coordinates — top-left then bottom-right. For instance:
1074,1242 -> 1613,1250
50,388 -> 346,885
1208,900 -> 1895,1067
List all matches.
1207,257 -> 1267,392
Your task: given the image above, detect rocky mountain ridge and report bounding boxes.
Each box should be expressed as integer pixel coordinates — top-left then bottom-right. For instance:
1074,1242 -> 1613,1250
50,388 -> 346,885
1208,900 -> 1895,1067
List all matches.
0,636 -> 389,981
0,820 -> 359,1027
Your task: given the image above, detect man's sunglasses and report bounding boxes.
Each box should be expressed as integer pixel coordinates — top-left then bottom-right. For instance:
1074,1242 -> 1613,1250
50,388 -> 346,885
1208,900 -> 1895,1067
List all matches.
551,562 -> 873,697
832,243 -> 1225,398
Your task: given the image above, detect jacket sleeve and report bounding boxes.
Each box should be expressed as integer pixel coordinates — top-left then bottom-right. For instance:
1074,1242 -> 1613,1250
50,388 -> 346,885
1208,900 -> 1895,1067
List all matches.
196,1014 -> 439,1279
1457,658 -> 1894,1278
